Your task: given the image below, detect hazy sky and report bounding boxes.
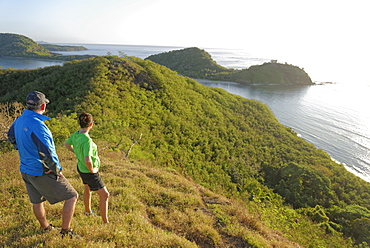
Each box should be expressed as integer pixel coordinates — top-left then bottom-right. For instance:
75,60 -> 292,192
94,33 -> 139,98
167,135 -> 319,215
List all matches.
1,0 -> 369,83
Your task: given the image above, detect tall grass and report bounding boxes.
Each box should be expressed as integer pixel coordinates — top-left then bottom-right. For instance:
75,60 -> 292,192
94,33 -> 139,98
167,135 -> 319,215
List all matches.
1,144 -> 353,247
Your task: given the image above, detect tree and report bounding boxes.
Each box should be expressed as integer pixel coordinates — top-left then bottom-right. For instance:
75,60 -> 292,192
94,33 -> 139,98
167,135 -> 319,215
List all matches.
276,162 -> 334,208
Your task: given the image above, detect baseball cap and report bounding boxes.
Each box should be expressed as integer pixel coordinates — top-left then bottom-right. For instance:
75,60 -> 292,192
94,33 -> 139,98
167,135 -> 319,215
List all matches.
26,91 -> 50,106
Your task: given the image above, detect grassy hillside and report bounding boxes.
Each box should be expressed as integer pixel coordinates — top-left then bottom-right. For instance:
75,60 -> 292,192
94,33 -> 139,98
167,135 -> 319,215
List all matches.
0,56 -> 368,247
1,149 -> 307,247
146,47 -> 313,85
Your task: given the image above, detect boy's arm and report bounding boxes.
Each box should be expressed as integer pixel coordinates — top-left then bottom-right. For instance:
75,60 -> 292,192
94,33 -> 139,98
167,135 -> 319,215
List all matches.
64,142 -> 74,153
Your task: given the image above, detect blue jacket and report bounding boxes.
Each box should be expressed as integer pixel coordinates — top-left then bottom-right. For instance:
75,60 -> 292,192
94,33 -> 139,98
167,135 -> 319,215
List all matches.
7,109 -> 62,176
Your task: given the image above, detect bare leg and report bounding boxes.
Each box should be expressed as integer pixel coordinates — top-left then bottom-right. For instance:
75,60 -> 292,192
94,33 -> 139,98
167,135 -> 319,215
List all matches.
33,202 -> 49,229
62,196 -> 77,229
83,184 -> 92,213
96,187 -> 110,223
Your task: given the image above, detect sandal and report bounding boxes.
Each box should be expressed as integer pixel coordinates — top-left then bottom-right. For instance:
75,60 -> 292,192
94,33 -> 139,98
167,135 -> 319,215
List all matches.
84,211 -> 99,217
43,224 -> 55,232
60,228 -> 81,239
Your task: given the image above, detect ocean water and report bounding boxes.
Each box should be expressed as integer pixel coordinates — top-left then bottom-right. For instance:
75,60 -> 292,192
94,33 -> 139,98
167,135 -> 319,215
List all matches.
1,44 -> 370,182
51,43 -> 185,59
0,57 -> 64,69
0,44 -> 271,69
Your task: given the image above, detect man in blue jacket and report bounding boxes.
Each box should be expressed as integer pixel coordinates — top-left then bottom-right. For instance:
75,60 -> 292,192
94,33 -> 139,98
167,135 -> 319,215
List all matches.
8,91 -> 79,238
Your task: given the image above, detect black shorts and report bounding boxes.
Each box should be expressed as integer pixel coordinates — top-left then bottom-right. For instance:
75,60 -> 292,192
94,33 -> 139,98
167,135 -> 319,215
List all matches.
77,167 -> 105,191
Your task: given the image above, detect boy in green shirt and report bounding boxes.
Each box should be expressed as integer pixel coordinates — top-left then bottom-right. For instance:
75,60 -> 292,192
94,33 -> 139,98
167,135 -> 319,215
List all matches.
65,113 -> 109,224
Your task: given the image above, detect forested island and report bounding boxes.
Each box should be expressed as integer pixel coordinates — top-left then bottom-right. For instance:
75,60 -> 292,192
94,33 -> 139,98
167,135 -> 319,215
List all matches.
146,47 -> 313,85
39,43 -> 88,51
0,33 -> 94,61
1,54 -> 370,247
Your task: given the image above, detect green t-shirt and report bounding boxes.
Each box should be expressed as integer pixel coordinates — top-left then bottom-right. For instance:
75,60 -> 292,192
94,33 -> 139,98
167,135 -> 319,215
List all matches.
65,131 -> 100,173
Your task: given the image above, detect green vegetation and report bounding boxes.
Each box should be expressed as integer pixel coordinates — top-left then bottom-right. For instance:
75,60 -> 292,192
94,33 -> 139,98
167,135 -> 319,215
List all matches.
0,55 -> 368,247
146,47 -> 313,85
40,43 -> 88,51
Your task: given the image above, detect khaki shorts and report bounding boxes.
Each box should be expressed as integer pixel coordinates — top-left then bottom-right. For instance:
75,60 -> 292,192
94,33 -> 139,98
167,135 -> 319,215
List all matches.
22,172 -> 78,204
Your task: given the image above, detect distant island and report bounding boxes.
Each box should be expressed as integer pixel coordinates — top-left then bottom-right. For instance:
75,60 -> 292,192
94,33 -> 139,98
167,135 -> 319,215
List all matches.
0,33 -> 53,57
39,43 -> 88,52
0,33 -> 94,61
146,47 -> 313,85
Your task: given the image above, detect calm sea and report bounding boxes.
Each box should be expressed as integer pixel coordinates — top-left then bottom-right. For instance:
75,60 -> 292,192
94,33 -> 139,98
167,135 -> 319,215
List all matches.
1,44 -> 370,182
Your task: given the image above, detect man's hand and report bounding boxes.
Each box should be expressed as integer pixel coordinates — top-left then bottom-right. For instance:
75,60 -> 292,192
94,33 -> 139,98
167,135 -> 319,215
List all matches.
44,170 -> 64,177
